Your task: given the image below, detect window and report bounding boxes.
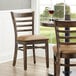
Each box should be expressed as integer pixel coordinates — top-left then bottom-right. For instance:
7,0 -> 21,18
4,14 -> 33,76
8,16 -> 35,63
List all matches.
65,0 -> 76,19
40,0 -> 76,44
31,0 -> 40,34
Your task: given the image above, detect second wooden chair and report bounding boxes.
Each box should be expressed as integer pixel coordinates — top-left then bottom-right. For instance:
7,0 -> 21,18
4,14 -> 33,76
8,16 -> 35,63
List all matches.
53,20 -> 76,76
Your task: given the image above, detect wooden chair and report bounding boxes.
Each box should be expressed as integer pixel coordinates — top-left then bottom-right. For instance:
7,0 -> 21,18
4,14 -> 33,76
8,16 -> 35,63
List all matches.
11,11 -> 49,70
53,20 -> 76,76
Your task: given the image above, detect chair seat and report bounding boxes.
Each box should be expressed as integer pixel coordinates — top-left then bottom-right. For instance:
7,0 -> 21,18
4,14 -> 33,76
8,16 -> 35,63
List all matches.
53,45 -> 76,54
17,35 -> 48,42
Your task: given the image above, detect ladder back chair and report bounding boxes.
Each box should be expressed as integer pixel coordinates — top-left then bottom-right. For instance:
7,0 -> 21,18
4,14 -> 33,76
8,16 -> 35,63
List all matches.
11,11 -> 49,70
53,20 -> 76,76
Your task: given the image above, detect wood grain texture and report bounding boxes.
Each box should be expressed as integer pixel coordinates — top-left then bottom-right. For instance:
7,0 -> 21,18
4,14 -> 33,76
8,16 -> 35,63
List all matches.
0,57 -> 53,76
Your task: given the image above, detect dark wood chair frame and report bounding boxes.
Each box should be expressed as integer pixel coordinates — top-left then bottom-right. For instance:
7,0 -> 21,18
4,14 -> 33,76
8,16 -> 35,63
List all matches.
54,20 -> 76,76
11,11 -> 49,70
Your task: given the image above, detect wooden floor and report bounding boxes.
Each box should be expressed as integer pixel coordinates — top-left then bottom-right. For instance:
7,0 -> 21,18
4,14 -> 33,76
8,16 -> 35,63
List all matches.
0,57 -> 54,76
0,57 -> 76,76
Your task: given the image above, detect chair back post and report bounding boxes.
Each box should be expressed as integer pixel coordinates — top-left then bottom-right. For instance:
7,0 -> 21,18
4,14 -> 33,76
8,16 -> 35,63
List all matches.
32,11 -> 34,35
55,21 -> 60,55
11,12 -> 17,42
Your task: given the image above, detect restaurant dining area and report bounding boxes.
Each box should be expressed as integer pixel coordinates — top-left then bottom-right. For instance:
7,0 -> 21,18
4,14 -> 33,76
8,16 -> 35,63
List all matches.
1,0 -> 76,76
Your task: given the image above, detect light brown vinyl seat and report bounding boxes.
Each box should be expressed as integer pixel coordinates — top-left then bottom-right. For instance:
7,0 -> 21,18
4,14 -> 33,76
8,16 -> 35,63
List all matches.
53,20 -> 76,76
17,35 -> 48,41
53,45 -> 76,54
11,11 -> 49,70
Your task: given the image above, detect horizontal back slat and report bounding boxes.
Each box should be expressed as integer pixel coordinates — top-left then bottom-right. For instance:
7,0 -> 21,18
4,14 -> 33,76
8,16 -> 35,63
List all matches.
14,12 -> 33,17
57,30 -> 76,33
55,20 -> 76,27
59,36 -> 76,39
17,29 -> 32,32
60,42 -> 76,45
16,20 -> 32,22
16,24 -> 32,27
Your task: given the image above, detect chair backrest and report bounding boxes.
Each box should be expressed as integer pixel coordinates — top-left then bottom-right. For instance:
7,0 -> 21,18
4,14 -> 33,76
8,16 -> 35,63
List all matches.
55,20 -> 76,47
11,11 -> 34,39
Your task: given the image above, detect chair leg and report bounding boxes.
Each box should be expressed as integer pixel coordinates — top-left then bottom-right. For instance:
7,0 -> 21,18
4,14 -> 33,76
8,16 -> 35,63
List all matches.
45,40 -> 49,68
33,44 -> 36,64
13,43 -> 18,66
23,44 -> 27,70
54,55 -> 56,76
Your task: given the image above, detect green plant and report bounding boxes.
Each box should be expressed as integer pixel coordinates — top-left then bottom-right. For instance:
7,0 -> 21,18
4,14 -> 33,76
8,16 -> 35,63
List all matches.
40,26 -> 56,44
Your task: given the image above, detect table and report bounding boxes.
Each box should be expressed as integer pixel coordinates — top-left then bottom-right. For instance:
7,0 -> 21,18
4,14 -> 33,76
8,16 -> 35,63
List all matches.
41,21 -> 55,27
41,21 -> 70,76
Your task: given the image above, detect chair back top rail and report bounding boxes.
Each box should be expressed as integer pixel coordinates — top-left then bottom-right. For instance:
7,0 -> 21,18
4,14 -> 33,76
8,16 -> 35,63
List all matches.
55,20 -> 76,27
